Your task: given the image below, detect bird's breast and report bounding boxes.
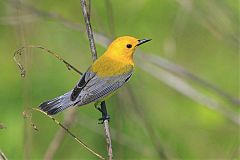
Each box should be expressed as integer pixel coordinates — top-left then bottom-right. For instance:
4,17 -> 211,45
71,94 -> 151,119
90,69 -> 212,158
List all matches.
90,55 -> 134,78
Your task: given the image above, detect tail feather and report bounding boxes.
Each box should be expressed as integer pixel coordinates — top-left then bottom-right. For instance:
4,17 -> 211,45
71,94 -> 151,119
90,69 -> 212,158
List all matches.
39,91 -> 75,115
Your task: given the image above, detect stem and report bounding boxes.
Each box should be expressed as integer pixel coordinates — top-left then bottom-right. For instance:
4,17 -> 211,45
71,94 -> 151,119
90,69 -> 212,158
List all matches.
100,101 -> 113,160
30,108 -> 105,160
80,0 -> 113,159
80,0 -> 97,62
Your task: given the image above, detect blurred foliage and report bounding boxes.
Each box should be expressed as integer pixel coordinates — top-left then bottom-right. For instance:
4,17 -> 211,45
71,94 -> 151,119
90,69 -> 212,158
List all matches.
0,0 -> 239,159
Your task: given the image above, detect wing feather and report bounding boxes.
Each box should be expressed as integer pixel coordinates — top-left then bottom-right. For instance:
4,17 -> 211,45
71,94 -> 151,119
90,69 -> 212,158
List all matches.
75,69 -> 133,105
70,70 -> 96,101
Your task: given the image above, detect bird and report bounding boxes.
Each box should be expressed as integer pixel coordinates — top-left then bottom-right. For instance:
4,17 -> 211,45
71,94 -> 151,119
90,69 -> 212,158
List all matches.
39,36 -> 151,120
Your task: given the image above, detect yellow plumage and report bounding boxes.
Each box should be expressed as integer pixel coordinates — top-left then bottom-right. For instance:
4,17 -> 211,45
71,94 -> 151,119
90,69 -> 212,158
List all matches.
90,55 -> 133,77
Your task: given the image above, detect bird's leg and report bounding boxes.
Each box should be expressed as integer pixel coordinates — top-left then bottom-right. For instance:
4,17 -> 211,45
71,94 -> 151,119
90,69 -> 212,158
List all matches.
99,101 -> 110,123
94,101 -> 110,124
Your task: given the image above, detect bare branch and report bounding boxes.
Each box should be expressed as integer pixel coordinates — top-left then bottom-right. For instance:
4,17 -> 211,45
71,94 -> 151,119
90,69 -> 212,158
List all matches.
43,108 -> 77,160
13,45 -> 84,160
80,0 -> 113,159
7,2 -> 84,159
13,45 -> 83,77
22,110 -> 39,131
12,45 -> 107,159
13,45 -> 105,159
25,108 -> 105,159
80,0 -> 97,61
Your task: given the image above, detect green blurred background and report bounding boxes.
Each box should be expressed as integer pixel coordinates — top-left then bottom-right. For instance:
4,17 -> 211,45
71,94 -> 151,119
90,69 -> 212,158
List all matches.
0,0 -> 239,159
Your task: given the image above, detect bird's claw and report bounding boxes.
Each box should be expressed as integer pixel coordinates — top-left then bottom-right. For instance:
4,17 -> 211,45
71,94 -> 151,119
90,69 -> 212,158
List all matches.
98,115 -> 110,124
95,102 -> 110,124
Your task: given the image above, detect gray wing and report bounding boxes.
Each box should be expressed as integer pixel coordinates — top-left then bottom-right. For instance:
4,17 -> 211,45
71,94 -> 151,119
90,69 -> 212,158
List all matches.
74,70 -> 133,106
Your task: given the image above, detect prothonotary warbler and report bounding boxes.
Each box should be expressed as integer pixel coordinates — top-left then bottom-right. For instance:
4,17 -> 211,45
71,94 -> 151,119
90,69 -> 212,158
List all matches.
39,36 -> 151,118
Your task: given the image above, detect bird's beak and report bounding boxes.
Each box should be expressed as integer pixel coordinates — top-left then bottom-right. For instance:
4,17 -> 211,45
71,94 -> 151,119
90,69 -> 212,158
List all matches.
137,38 -> 152,46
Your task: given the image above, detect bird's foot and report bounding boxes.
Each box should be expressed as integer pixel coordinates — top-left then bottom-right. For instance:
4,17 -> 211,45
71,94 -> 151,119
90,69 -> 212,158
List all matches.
98,115 -> 110,124
95,101 -> 110,124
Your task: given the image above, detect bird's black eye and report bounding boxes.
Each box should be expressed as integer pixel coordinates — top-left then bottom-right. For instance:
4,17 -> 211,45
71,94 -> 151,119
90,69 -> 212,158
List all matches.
126,44 -> 132,48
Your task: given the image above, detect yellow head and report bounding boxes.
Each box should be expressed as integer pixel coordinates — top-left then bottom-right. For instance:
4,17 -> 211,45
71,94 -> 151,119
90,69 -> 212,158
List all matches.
105,36 -> 151,63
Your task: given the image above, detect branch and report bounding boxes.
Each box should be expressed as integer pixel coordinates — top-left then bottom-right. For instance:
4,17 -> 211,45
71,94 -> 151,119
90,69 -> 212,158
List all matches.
13,46 -> 105,159
43,108 -> 77,160
80,0 -> 113,159
13,45 -> 83,77
80,0 -> 97,61
13,45 -> 83,159
24,108 -> 104,159
8,2 -> 83,159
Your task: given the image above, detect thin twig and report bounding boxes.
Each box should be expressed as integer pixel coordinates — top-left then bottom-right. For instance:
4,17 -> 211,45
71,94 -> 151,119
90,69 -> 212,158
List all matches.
13,45 -> 83,77
22,110 -> 39,131
8,3 -> 83,159
80,0 -> 97,61
100,101 -> 113,159
80,0 -> 113,159
13,45 -> 105,159
13,44 -> 95,159
43,108 -> 77,160
25,108 -> 105,160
